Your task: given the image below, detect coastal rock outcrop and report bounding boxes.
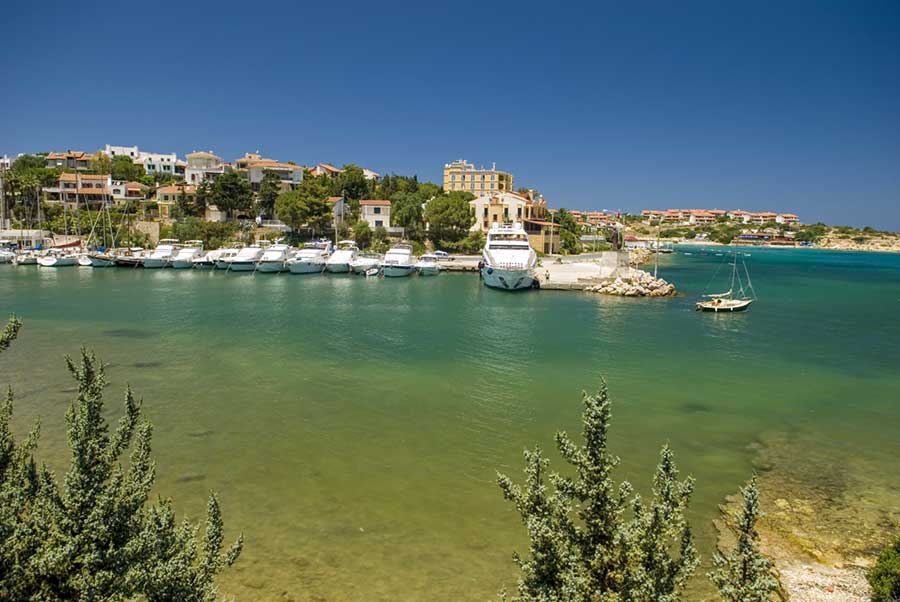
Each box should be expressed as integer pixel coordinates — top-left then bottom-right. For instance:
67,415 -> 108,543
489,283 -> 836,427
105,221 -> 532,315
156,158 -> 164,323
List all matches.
585,270 -> 676,297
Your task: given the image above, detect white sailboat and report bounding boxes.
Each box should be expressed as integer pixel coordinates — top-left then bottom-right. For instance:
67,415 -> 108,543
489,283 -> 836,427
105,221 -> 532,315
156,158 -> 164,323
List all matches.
381,243 -> 416,278
480,222 -> 537,290
696,253 -> 756,312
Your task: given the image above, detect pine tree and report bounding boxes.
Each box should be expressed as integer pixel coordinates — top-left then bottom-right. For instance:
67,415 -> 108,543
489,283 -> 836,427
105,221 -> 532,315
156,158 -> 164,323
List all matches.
0,320 -> 243,601
708,476 -> 778,602
497,382 -> 699,602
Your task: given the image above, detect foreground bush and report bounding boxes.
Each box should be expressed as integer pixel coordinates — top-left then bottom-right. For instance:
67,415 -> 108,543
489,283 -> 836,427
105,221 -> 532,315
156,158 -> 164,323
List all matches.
868,536 -> 900,602
0,317 -> 242,601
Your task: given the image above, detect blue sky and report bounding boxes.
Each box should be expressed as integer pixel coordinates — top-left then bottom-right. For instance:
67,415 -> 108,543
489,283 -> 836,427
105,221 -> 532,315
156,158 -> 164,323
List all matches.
4,0 -> 899,229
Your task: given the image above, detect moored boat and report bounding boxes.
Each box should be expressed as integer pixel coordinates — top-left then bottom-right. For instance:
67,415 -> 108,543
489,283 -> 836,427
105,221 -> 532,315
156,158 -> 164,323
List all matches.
287,241 -> 331,274
256,243 -> 293,273
37,248 -> 79,267
143,239 -> 180,268
326,240 -> 358,273
415,255 -> 441,276
227,245 -> 265,272
696,253 -> 756,312
381,243 -> 416,278
350,254 -> 381,274
480,222 -> 537,290
170,240 -> 204,269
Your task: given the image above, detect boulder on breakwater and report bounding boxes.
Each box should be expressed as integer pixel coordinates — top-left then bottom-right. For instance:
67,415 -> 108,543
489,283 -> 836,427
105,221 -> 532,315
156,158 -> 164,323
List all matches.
585,269 -> 676,297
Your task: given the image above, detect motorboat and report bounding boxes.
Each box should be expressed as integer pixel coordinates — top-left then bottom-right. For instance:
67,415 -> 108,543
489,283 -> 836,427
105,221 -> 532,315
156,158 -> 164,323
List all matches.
14,251 -> 39,266
350,254 -> 382,274
37,248 -> 79,267
192,248 -> 225,269
227,245 -> 265,272
696,253 -> 756,312
143,239 -> 180,268
77,255 -> 93,267
286,241 -> 331,274
415,255 -> 441,276
381,243 -> 416,278
214,246 -> 242,270
256,243 -> 293,273
325,240 -> 358,273
170,240 -> 204,269
480,222 -> 538,290
0,250 -> 13,265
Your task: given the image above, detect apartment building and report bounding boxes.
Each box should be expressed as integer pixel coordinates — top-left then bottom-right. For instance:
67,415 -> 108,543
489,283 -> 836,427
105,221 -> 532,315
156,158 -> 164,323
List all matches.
45,151 -> 93,171
185,151 -> 226,183
234,153 -> 304,191
469,191 -> 541,232
104,144 -> 182,176
359,199 -> 393,230
443,159 -> 513,196
44,173 -> 112,203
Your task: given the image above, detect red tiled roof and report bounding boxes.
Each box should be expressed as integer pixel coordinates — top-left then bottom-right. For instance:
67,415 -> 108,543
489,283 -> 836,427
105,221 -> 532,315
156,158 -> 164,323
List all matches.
359,199 -> 390,206
327,196 -> 343,204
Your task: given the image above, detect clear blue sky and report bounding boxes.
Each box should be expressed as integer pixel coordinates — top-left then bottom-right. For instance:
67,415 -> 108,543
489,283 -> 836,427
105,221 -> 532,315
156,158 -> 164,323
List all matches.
4,0 -> 899,229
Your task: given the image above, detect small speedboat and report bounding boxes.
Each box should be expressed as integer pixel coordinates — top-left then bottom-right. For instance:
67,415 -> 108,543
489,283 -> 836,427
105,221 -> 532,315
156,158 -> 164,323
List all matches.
0,250 -> 14,265
416,255 -> 441,276
14,251 -> 39,266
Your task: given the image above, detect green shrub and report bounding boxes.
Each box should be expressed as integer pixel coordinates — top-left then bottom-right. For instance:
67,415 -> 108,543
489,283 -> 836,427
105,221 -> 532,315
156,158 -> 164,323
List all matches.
868,536 -> 900,602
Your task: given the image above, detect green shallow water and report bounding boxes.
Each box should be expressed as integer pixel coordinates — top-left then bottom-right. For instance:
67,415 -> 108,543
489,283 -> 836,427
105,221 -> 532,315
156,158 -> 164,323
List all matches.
1,248 -> 899,601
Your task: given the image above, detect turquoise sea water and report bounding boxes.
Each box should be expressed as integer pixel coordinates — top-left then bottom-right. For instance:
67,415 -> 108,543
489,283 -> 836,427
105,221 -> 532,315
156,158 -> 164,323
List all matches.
1,248 -> 899,601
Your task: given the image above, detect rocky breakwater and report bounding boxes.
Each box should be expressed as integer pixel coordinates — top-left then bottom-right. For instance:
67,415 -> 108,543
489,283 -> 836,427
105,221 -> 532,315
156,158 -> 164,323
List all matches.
585,269 -> 676,297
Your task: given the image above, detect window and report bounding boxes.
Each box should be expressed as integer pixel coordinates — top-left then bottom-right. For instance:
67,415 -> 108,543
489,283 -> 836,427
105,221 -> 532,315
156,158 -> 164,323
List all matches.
490,183 -> 495,189
470,183 -> 475,190
374,207 -> 381,214
491,174 -> 495,180
503,208 -> 509,219
375,220 -> 383,227
483,207 -> 488,217
451,174 -> 456,181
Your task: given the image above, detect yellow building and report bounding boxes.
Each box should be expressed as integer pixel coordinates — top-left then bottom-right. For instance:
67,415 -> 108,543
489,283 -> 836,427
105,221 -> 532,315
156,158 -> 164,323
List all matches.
443,159 -> 513,196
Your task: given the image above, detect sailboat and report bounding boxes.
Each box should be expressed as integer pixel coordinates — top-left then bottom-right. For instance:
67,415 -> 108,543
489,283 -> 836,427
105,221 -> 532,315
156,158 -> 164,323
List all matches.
696,253 -> 756,312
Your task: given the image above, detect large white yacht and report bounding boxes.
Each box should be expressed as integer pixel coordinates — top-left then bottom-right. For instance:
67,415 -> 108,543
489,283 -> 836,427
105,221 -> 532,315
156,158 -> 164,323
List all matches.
214,246 -> 242,270
286,241 -> 331,274
325,240 -> 358,273
227,245 -> 265,272
480,222 -> 538,290
256,243 -> 293,273
143,239 -> 180,268
170,240 -> 204,269
381,243 -> 416,277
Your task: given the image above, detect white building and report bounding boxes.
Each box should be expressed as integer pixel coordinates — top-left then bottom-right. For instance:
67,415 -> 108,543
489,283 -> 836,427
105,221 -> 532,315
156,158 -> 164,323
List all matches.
359,199 -> 396,231
362,167 -> 381,180
0,155 -> 13,170
469,191 -> 539,232
185,151 -> 226,183
104,144 -> 181,177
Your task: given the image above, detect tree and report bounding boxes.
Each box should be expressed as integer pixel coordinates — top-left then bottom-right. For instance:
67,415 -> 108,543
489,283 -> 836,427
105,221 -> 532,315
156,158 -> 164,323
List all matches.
0,319 -> 242,601
556,209 -> 582,254
497,382 -> 699,602
337,164 -> 370,201
175,181 -> 200,218
708,477 -> 778,602
424,191 -> 475,245
195,180 -> 212,216
353,220 -> 372,249
390,191 -> 426,241
275,190 -> 306,232
211,171 -> 253,219
274,175 -> 333,237
868,536 -> 900,602
257,171 -> 282,218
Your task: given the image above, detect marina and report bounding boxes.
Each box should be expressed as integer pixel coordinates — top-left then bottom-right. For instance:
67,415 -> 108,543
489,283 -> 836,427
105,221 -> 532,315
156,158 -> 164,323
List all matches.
2,246 -> 898,601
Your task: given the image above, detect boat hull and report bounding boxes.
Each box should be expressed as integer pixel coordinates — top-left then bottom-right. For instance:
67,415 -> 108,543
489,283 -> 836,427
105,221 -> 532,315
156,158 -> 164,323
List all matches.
38,256 -> 78,267
288,261 -> 325,274
0,254 -> 13,265
416,263 -> 440,276
170,260 -> 195,269
115,257 -> 144,267
256,261 -> 285,273
481,266 -> 535,290
228,261 -> 258,272
89,255 -> 116,267
15,256 -> 38,266
142,258 -> 169,269
192,260 -> 216,270
325,262 -> 351,273
696,299 -> 753,312
382,264 -> 415,278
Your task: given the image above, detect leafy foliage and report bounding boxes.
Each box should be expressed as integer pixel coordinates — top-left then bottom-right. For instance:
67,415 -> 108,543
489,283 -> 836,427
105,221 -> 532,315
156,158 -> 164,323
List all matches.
0,316 -> 22,353
868,536 -> 900,602
336,164 -> 370,201
0,319 -> 242,601
257,170 -> 283,218
708,477 -> 778,602
424,191 -> 475,245
275,173 -> 334,234
211,171 -> 254,219
497,382 -> 699,602
171,219 -> 238,250
353,220 -> 372,249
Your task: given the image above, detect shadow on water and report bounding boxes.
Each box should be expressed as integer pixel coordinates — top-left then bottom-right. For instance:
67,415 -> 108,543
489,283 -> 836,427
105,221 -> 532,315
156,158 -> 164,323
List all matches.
102,328 -> 155,339
132,360 -> 164,369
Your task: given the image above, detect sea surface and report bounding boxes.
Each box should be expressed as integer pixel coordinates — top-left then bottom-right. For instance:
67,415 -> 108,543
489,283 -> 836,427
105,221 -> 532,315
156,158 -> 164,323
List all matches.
1,247 -> 898,601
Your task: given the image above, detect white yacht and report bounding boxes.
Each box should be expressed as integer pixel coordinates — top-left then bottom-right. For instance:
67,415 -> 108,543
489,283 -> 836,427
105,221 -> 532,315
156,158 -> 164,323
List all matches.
350,254 -> 382,274
480,222 -> 538,290
37,248 -> 79,267
287,241 -> 331,274
415,255 -> 441,276
143,239 -> 180,268
256,243 -> 293,273
381,243 -> 416,278
325,240 -> 358,273
14,251 -> 39,266
170,240 -> 204,269
227,245 -> 265,272
0,250 -> 14,265
192,248 -> 225,269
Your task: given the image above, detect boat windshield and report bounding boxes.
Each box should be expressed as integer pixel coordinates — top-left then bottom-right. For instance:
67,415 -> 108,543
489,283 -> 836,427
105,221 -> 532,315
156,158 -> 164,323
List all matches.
488,243 -> 531,250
